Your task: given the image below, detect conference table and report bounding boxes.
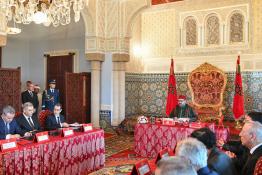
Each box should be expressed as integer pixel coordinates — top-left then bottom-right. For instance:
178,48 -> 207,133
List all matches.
134,123 -> 229,158
0,129 -> 105,175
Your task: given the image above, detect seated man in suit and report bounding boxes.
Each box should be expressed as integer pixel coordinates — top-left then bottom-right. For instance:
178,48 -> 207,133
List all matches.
191,128 -> 236,175
0,105 -> 30,140
176,138 -> 218,175
239,117 -> 262,175
16,102 -> 42,136
45,103 -> 69,130
169,95 -> 197,122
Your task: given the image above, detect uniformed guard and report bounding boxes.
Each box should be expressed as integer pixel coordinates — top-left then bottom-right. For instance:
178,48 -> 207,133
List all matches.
42,79 -> 59,112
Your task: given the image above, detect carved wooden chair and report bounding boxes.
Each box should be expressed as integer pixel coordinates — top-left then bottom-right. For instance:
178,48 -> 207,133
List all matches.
254,156 -> 262,175
38,110 -> 52,129
188,63 -> 227,122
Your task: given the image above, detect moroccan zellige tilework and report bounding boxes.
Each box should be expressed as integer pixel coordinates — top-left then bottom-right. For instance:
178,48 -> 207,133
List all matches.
125,72 -> 262,120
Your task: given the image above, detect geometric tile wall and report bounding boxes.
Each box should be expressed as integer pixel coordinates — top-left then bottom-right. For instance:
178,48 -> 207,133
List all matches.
126,72 -> 262,120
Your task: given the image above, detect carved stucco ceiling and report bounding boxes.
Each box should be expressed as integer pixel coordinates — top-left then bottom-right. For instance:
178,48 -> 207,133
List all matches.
152,0 -> 183,5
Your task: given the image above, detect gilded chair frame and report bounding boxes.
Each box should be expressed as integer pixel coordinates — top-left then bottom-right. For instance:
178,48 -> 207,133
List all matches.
187,63 -> 227,121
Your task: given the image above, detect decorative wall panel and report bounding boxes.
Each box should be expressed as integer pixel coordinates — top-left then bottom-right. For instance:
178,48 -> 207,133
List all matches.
185,17 -> 197,46
99,110 -> 114,132
125,72 -> 262,120
230,13 -> 244,43
253,0 -> 262,51
206,15 -> 220,45
0,68 -> 21,112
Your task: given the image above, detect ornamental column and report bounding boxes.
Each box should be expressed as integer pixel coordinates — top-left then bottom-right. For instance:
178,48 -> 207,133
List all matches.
111,53 -> 129,126
0,12 -> 7,47
86,53 -> 105,128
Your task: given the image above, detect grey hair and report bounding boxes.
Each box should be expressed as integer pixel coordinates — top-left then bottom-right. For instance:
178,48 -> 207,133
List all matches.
247,121 -> 262,143
176,138 -> 208,170
156,156 -> 197,175
22,102 -> 34,110
2,105 -> 16,115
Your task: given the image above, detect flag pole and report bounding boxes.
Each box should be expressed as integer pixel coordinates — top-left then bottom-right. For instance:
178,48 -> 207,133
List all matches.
234,53 -> 244,129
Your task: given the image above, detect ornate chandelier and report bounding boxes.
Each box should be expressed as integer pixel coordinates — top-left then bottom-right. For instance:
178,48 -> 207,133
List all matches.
0,0 -> 88,27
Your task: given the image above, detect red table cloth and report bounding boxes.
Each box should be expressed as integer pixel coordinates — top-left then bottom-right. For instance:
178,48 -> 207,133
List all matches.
0,129 -> 105,175
134,123 -> 229,158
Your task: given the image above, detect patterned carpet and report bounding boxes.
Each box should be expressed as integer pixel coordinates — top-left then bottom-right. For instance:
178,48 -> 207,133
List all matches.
89,133 -> 148,175
105,133 -> 134,158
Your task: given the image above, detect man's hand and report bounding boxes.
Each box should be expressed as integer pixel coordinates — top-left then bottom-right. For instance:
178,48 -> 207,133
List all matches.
24,132 -> 32,137
225,151 -> 236,158
62,122 -> 69,128
217,139 -> 225,147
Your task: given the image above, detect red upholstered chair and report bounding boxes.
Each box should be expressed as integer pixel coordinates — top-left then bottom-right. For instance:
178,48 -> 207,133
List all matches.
188,63 -> 227,122
15,112 -> 22,118
38,110 -> 52,129
254,157 -> 262,175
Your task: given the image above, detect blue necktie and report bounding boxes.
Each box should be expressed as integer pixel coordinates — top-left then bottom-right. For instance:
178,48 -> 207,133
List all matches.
5,123 -> 10,134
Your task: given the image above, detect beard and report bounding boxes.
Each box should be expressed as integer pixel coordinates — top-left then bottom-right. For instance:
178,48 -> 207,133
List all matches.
179,103 -> 186,107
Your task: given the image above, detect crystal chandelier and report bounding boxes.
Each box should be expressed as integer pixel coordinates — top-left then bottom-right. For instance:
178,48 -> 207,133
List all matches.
0,0 -> 88,27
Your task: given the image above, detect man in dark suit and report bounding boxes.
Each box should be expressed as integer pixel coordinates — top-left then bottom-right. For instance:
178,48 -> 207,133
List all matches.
45,103 -> 69,130
191,128 -> 237,175
16,102 -> 42,136
42,79 -> 59,112
21,81 -> 39,114
176,138 -> 218,175
0,105 -> 30,140
239,113 -> 262,175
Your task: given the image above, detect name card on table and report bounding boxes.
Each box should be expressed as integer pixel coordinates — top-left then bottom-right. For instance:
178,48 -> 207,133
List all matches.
189,122 -> 207,129
155,148 -> 170,164
35,131 -> 49,143
162,118 -> 174,125
82,124 -> 93,132
131,159 -> 153,175
0,138 -> 18,152
62,128 -> 74,137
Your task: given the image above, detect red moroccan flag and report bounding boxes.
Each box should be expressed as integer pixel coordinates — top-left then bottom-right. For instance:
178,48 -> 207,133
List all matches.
166,59 -> 178,116
233,55 -> 244,119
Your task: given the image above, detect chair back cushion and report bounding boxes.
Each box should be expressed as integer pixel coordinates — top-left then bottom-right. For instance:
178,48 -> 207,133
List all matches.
39,110 -> 52,129
188,63 -> 227,120
254,156 -> 262,175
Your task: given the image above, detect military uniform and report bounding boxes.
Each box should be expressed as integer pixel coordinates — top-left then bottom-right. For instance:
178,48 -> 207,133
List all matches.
42,80 -> 59,112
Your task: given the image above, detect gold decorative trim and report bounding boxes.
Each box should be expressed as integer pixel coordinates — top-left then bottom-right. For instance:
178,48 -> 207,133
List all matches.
187,62 -> 227,108
85,53 -> 105,62
112,53 -> 130,62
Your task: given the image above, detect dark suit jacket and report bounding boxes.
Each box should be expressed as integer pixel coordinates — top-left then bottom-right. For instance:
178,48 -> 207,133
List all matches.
197,166 -> 219,175
241,145 -> 262,175
208,147 -> 237,175
45,114 -> 65,130
0,117 -> 22,140
21,90 -> 39,111
15,114 -> 42,135
223,140 -> 249,174
169,104 -> 197,122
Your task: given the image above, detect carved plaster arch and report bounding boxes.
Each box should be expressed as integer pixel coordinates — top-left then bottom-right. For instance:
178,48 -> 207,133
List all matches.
126,0 -> 151,38
226,10 -> 246,44
183,16 -> 199,46
204,13 -> 221,46
81,7 -> 95,36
